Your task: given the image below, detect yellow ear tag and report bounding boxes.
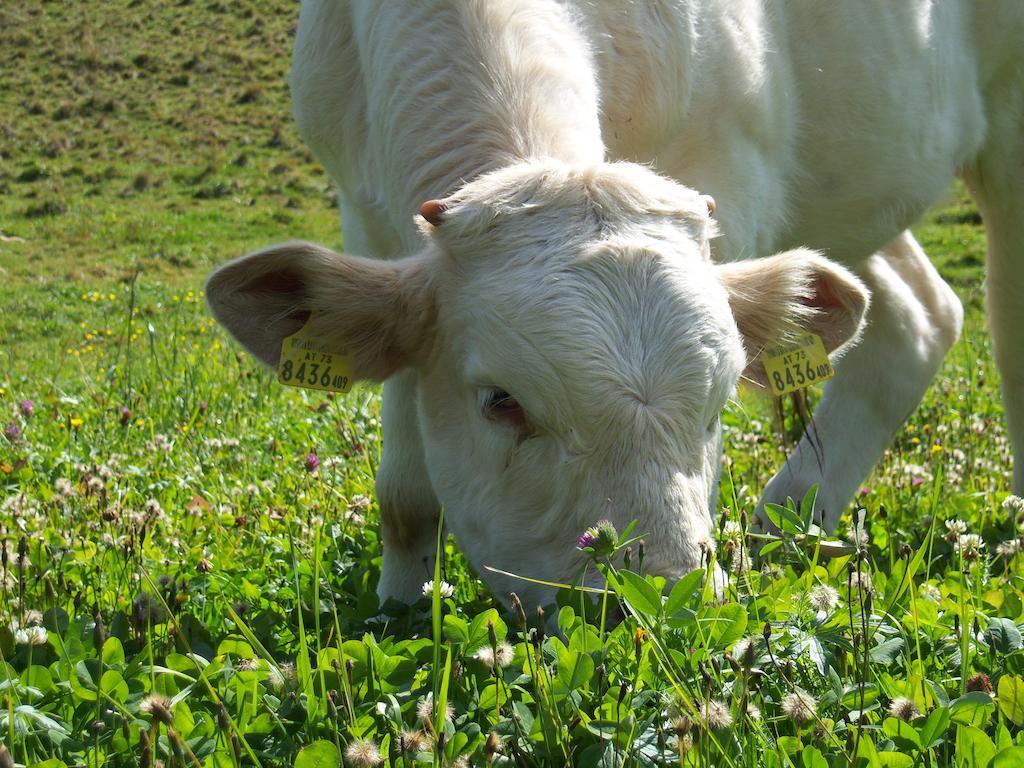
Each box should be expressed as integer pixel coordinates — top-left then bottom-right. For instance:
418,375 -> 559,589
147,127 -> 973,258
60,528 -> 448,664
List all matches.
277,314 -> 353,393
761,332 -> 835,397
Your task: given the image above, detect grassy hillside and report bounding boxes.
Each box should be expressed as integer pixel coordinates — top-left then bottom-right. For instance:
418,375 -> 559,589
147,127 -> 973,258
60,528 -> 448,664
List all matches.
0,0 -> 338,363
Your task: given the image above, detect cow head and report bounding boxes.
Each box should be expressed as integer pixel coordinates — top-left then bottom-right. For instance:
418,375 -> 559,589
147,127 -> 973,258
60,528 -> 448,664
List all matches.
207,161 -> 868,605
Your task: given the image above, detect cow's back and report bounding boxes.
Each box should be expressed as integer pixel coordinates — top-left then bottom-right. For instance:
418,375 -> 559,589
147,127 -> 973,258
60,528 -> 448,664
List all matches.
583,1 -> 1000,262
292,0 -> 1020,263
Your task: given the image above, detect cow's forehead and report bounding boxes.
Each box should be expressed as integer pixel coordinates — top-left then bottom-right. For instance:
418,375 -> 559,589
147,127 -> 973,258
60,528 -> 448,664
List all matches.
452,240 -> 744,436
431,160 -> 716,262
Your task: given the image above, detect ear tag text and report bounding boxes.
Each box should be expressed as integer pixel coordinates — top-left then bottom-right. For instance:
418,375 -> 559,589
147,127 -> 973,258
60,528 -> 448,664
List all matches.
761,332 -> 834,397
277,315 -> 353,393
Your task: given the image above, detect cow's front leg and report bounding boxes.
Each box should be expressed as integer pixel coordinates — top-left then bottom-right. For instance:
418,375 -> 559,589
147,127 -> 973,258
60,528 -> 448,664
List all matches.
760,230 -> 963,530
375,369 -> 442,605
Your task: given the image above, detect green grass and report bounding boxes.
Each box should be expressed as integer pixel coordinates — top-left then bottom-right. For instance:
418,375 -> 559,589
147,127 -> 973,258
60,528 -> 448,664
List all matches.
2,2 -> 1023,767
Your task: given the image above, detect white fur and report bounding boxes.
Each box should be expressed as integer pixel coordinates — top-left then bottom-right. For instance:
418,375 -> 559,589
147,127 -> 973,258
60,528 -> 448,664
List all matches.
209,1 -> 1024,605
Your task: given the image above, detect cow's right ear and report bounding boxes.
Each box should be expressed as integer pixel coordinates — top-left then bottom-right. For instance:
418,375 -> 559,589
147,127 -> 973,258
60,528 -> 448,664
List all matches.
716,248 -> 869,388
206,242 -> 436,381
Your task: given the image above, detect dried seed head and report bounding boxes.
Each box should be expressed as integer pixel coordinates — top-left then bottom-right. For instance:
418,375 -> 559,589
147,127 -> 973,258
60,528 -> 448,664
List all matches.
808,585 -> 840,614
399,729 -> 432,755
140,694 -> 174,726
416,693 -> 454,726
484,731 -> 503,755
733,636 -> 758,668
344,739 -> 383,768
781,689 -> 817,725
700,699 -> 733,730
966,673 -> 993,693
672,714 -> 691,737
493,642 -> 514,669
887,697 -> 920,722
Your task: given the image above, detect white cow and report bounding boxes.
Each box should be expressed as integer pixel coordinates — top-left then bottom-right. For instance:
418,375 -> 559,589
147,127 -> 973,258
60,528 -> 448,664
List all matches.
207,1 -> 1023,608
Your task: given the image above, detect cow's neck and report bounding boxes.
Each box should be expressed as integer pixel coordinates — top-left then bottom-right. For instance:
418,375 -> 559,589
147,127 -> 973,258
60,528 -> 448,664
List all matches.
354,1 -> 605,243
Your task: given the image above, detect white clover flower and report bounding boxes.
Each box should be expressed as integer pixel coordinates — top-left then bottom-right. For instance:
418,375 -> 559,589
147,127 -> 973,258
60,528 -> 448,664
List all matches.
996,539 -> 1021,558
421,580 -> 454,599
957,533 -> 984,560
1003,495 -> 1024,514
15,625 -> 48,646
944,519 -> 968,537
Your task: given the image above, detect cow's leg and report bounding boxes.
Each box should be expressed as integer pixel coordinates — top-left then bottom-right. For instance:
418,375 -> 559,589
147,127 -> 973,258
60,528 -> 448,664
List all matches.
760,230 -> 963,529
963,112 -> 1024,494
375,369 -> 442,604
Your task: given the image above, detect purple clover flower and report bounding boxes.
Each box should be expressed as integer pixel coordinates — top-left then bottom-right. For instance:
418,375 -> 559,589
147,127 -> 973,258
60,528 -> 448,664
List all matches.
3,422 -> 21,443
577,519 -> 618,556
19,399 -> 34,418
304,451 -> 320,474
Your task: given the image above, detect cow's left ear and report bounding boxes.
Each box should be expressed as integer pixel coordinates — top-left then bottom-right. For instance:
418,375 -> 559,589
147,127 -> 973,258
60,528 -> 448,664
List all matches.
716,248 -> 869,388
206,241 -> 436,381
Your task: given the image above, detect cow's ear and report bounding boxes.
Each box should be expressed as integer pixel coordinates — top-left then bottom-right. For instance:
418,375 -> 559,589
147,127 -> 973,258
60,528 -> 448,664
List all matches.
717,248 -> 869,388
206,242 -> 436,381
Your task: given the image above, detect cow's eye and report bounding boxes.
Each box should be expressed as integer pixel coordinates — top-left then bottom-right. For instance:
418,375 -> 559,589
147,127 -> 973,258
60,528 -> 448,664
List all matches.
483,389 -> 530,431
706,415 -> 720,434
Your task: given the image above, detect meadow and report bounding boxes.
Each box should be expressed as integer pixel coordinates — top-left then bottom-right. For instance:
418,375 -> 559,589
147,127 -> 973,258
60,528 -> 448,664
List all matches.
1,2 -> 1022,767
